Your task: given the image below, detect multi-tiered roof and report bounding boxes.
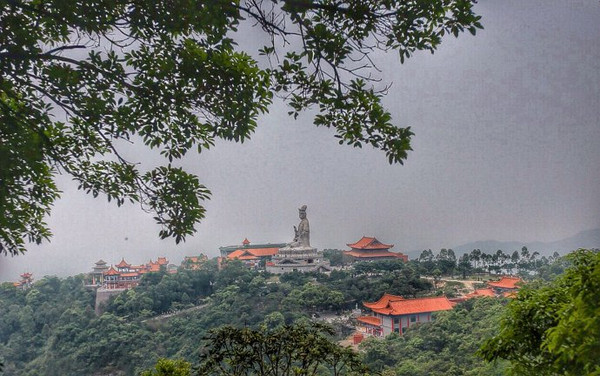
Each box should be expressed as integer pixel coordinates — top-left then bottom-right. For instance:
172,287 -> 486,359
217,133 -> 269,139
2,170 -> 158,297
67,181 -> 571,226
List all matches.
344,236 -> 408,261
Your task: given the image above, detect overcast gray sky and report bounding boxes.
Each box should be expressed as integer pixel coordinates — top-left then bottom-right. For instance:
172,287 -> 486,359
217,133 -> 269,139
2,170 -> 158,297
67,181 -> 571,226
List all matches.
2,0 -> 599,282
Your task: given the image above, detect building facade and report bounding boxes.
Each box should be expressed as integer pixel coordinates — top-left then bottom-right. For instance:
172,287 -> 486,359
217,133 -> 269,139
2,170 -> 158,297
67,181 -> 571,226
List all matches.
356,293 -> 453,336
94,257 -> 170,290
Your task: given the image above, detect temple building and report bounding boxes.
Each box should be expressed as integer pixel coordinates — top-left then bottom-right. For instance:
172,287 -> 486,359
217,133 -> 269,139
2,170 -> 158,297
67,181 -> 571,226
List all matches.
219,238 -> 286,258
344,236 -> 408,262
487,276 -> 522,297
93,257 -> 170,290
13,272 -> 33,289
461,277 -> 522,300
356,293 -> 453,336
266,247 -> 331,274
181,254 -> 209,270
226,247 -> 280,268
90,260 -> 109,285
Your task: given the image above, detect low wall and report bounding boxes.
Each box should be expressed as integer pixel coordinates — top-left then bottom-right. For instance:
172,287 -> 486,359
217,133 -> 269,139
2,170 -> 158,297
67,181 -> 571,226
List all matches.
95,288 -> 126,315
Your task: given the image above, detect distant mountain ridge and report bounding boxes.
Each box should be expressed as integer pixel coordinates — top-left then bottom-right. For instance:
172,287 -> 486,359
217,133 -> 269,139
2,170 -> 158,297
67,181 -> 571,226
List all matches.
407,228 -> 600,259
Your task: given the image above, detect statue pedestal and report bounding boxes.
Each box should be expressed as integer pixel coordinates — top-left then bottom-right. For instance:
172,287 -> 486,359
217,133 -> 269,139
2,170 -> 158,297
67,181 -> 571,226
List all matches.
266,246 -> 331,274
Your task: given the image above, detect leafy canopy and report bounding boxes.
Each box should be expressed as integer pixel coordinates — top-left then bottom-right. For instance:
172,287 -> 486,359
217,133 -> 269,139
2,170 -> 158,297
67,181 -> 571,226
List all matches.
198,323 -> 370,375
0,0 -> 482,255
479,249 -> 600,376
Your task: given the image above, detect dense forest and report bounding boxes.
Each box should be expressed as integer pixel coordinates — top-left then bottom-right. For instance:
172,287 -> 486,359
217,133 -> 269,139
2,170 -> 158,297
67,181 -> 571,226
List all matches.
0,250 -> 596,375
0,259 -> 430,375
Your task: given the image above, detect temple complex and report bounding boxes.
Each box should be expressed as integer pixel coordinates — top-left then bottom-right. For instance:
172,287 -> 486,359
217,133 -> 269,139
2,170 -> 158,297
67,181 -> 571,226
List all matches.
344,236 -> 408,262
13,272 -> 33,289
356,293 -> 453,336
90,257 -> 170,289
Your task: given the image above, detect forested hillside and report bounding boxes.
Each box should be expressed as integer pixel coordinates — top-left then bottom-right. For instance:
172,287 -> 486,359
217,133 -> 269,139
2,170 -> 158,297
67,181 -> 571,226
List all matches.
2,251 -> 596,375
0,260 -> 432,375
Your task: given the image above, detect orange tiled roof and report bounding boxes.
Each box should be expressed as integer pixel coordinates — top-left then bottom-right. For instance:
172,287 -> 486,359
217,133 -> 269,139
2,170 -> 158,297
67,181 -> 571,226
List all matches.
357,316 -> 382,326
157,257 -> 168,265
344,250 -> 405,258
105,266 -> 120,276
242,238 -> 250,245
502,291 -> 517,298
363,293 -> 405,310
488,276 -> 522,290
238,255 -> 259,260
466,288 -> 496,298
368,296 -> 453,316
245,248 -> 279,256
227,250 -> 248,259
347,236 -> 393,250
147,263 -> 160,272
227,248 -> 278,260
116,258 -> 130,268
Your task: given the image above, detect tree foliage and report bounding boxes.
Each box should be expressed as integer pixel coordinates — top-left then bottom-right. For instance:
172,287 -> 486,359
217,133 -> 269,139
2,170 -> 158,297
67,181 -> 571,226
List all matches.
0,260 -> 436,375
0,0 -> 482,255
141,358 -> 192,376
479,249 -> 600,376
198,323 -> 369,376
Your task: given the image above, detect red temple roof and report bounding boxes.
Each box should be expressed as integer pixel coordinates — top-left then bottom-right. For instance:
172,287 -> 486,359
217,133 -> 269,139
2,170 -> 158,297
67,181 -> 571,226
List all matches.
116,258 -> 130,268
228,250 -> 253,260
245,248 -> 279,256
157,257 -> 168,265
105,266 -> 120,276
347,236 -> 393,250
227,248 -> 279,260
242,238 -> 250,245
238,255 -> 259,260
357,316 -> 382,326
488,276 -> 522,290
366,296 -> 453,316
363,293 -> 405,310
147,263 -> 161,272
